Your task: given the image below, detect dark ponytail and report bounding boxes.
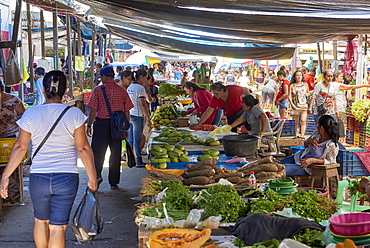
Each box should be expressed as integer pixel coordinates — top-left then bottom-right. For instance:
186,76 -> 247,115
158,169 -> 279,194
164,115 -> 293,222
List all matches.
318,115 -> 339,144
43,70 -> 67,100
132,69 -> 148,82
242,94 -> 259,107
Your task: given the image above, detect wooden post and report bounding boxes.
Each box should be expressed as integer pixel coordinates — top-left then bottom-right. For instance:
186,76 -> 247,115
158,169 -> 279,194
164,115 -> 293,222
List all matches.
52,8 -> 59,70
40,10 -> 45,58
322,42 -> 325,70
90,24 -> 96,88
333,40 -> 338,61
26,0 -> 34,92
317,43 -> 323,74
66,14 -> 73,97
76,18 -> 83,91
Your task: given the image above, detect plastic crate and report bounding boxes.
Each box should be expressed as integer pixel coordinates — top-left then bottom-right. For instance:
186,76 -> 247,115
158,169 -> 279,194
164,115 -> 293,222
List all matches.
280,119 -> 295,137
0,138 -> 27,163
337,149 -> 370,176
347,116 -> 355,131
346,130 -> 354,140
354,120 -> 361,132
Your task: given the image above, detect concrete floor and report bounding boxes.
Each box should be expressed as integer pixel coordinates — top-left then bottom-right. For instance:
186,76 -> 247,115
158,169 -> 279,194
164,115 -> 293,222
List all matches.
0,159 -> 148,248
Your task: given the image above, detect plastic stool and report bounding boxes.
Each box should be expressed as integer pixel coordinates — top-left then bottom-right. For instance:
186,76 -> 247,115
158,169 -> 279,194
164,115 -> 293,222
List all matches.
336,178 -> 370,213
198,83 -> 210,91
310,163 -> 340,198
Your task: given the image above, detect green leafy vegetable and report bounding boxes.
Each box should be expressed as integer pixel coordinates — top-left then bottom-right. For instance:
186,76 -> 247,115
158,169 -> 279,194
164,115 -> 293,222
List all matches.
293,228 -> 324,247
158,83 -> 185,97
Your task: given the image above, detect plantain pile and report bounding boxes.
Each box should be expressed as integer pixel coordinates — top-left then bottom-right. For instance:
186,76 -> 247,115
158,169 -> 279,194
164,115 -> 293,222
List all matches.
153,127 -> 201,144
150,143 -> 191,169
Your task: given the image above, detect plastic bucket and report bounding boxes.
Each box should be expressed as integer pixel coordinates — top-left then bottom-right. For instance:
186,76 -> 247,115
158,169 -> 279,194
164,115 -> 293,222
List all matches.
222,134 -> 259,157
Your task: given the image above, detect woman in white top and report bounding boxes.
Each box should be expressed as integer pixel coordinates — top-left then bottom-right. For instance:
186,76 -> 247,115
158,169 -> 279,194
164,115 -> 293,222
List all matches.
261,72 -> 279,112
0,70 -> 97,248
289,70 -> 310,138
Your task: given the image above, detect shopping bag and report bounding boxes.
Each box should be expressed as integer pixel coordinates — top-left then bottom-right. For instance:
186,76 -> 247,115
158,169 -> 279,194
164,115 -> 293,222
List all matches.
110,111 -> 130,141
5,50 -> 23,86
125,138 -> 136,168
71,187 -> 103,243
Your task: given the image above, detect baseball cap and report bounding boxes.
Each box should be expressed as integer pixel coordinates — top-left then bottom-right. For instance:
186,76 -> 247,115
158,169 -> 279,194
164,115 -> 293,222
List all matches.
100,66 -> 115,76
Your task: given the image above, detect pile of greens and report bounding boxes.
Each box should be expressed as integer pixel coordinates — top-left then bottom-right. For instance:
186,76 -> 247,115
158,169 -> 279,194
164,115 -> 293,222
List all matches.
293,228 -> 324,247
246,189 -> 338,222
198,185 -> 246,223
159,180 -> 193,211
158,83 -> 184,97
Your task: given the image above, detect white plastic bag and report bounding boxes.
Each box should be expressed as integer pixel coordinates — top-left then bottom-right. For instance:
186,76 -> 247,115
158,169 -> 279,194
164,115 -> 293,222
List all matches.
184,209 -> 204,228
279,239 -> 310,248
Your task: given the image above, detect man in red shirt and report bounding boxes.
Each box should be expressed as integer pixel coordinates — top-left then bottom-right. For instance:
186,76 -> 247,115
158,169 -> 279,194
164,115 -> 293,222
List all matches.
190,82 -> 249,132
86,66 -> 134,189
304,68 -> 316,91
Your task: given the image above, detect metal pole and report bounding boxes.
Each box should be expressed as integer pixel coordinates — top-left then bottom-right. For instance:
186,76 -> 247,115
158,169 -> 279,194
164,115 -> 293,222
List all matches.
26,0 -> 34,92
356,34 -> 364,99
76,19 -> 83,91
52,7 -> 59,70
90,24 -> 95,88
317,43 -> 323,74
322,42 -> 325,70
66,14 -> 73,97
40,10 -> 45,58
333,40 -> 338,62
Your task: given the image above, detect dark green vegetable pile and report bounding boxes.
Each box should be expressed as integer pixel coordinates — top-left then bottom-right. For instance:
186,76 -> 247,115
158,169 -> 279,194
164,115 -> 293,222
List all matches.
198,184 -> 246,223
247,189 -> 338,222
158,83 -> 184,97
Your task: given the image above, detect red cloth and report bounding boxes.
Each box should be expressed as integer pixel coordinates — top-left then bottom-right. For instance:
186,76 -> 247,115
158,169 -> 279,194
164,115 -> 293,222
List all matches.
187,89 -> 215,124
304,74 -> 315,91
276,79 -> 290,100
209,85 -> 244,116
87,81 -> 134,119
353,147 -> 370,174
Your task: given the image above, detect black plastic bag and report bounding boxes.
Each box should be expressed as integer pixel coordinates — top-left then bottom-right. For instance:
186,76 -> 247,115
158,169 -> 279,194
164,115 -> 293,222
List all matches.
71,187 -> 103,243
125,138 -> 136,168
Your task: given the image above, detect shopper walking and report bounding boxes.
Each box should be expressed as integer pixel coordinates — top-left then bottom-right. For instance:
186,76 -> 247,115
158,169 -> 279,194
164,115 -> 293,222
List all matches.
261,72 -> 278,112
289,70 -> 310,138
127,69 -> 152,167
87,66 -> 133,189
34,67 -> 46,105
275,70 -> 290,118
0,70 -> 97,248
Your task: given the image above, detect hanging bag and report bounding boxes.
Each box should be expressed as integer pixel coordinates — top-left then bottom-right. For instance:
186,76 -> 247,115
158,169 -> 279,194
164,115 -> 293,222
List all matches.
316,85 -> 330,116
71,187 -> 104,243
101,85 -> 130,141
5,50 -> 23,86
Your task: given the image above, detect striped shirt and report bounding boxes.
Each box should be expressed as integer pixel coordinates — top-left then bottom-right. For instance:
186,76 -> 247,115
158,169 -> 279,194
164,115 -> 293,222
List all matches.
87,81 -> 134,119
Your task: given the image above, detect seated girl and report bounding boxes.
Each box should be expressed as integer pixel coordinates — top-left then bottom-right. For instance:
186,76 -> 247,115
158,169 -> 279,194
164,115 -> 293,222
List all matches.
281,115 -> 339,176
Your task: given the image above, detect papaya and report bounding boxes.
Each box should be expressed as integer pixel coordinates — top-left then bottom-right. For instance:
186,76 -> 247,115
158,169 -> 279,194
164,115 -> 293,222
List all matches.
195,138 -> 206,144
166,158 -> 171,163
150,150 -> 160,156
154,153 -> 169,159
180,138 -> 192,143
211,156 -> 220,160
173,148 -> 183,156
197,155 -> 212,161
171,157 -> 179,162
159,131 -> 170,137
167,132 -> 180,137
175,144 -> 185,151
179,154 -> 190,162
202,150 -> 209,155
162,143 -> 173,151
167,150 -> 179,159
208,149 -> 220,156
183,150 -> 188,155
164,137 -> 179,143
157,137 -> 168,142
148,228 -> 211,248
205,138 -> 216,145
207,141 -> 220,146
161,148 -> 167,154
151,158 -> 168,164
152,145 -> 163,152
157,163 -> 167,169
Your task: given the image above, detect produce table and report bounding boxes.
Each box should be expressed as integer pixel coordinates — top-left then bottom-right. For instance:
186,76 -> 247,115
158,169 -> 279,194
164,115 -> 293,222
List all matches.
147,127 -> 224,153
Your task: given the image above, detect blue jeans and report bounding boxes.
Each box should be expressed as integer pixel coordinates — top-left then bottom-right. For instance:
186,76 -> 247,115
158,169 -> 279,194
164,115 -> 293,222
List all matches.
128,115 -> 144,165
29,173 -> 79,225
280,155 -> 309,176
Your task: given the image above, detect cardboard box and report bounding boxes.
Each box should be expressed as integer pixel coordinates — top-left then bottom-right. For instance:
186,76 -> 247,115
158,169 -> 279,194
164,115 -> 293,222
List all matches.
178,117 -> 189,127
